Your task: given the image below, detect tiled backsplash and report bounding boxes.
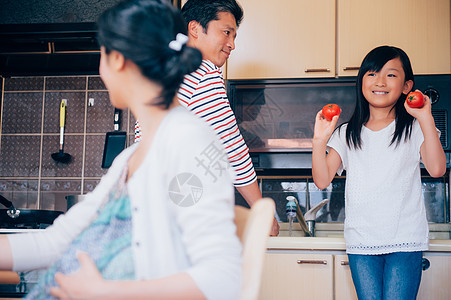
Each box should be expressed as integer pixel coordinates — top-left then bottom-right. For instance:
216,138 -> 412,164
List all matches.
0,76 -> 135,212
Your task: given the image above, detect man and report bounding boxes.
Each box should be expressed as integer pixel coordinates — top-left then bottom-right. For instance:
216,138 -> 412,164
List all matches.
180,0 -> 279,235
135,0 -> 279,235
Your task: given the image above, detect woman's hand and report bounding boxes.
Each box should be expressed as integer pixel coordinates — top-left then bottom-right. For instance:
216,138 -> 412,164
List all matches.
313,109 -> 340,143
50,252 -> 108,300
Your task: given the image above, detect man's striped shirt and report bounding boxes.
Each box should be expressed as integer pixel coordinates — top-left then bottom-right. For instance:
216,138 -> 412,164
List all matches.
178,60 -> 256,187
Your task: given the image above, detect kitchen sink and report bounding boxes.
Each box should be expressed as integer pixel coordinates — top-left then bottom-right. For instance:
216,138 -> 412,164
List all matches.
277,222 -> 451,239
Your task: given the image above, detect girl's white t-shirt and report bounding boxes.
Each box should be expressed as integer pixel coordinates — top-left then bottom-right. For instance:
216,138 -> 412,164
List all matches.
328,120 -> 429,254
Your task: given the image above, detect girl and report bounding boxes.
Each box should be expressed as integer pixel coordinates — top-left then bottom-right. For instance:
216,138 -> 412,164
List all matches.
0,0 -> 242,299
312,45 -> 446,299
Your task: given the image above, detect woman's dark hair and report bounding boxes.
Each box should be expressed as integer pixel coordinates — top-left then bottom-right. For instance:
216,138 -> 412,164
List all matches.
344,45 -> 415,149
181,0 -> 243,31
97,0 -> 202,108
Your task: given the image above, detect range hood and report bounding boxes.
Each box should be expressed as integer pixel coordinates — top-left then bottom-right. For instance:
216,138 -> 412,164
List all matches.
0,23 -> 100,77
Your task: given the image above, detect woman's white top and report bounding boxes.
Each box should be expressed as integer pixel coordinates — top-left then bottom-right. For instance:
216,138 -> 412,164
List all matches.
328,120 -> 429,254
8,106 -> 242,300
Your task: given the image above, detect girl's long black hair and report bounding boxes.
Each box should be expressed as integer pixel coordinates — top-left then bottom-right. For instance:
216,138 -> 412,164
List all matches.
344,45 -> 415,149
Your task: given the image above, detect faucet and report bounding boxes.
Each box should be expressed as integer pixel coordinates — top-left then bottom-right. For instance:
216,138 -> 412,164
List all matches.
286,196 -> 329,237
0,194 -> 20,219
304,199 -> 329,237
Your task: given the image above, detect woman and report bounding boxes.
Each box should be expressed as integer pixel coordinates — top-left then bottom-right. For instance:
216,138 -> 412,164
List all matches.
0,1 -> 242,299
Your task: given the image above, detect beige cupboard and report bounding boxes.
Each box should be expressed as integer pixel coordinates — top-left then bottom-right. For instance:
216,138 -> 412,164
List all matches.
226,0 -> 336,79
334,254 -> 358,300
258,252 -> 356,300
417,253 -> 451,300
258,251 -> 451,300
337,0 -> 451,76
258,252 -> 334,300
227,0 -> 451,79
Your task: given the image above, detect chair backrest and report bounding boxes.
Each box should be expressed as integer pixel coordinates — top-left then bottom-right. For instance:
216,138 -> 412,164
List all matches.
234,198 -> 275,300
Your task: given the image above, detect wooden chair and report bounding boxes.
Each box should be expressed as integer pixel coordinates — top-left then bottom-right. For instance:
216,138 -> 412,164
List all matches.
234,198 -> 275,300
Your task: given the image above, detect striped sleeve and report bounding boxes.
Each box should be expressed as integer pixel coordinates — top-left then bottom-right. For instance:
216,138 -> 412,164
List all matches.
178,60 -> 257,187
134,121 -> 142,142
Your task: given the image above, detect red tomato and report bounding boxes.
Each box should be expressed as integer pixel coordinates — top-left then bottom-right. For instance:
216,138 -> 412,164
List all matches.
406,91 -> 425,108
322,104 -> 341,121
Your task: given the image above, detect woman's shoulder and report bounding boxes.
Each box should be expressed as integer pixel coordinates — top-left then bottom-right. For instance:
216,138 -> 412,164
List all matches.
163,106 -> 218,144
108,143 -> 137,169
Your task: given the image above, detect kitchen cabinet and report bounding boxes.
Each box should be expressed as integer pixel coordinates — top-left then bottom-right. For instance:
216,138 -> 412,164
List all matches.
259,248 -> 451,300
227,0 -> 335,79
417,253 -> 451,300
334,255 -> 357,300
258,252 -> 333,299
334,252 -> 451,300
227,0 -> 450,79
337,0 -> 451,76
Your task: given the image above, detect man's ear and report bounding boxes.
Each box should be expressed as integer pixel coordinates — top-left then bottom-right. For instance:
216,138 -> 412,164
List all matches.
187,20 -> 201,39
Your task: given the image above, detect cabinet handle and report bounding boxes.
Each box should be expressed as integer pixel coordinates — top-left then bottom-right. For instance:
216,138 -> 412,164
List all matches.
297,260 -> 328,265
343,67 -> 360,71
305,68 -> 330,73
1,42 -> 52,54
51,42 -> 100,54
340,261 -> 349,266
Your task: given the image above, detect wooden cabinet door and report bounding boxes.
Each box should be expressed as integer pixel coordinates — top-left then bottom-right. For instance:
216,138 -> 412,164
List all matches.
258,252 -> 333,300
337,0 -> 451,76
227,0 -> 335,79
417,254 -> 451,300
334,254 -> 358,300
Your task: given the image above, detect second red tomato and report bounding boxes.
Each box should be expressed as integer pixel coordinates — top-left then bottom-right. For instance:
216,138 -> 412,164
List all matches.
406,91 -> 425,108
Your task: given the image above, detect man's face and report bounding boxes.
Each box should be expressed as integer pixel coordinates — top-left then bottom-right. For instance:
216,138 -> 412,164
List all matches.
193,12 -> 237,68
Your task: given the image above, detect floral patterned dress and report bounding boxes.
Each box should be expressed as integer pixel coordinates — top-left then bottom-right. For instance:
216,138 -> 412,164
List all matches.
26,168 -> 135,299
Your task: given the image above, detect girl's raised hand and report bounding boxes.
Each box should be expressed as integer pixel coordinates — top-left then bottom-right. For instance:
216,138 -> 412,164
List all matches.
404,90 -> 432,121
313,109 -> 340,143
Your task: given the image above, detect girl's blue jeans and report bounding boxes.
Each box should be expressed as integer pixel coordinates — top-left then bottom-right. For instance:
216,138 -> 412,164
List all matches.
348,251 -> 423,300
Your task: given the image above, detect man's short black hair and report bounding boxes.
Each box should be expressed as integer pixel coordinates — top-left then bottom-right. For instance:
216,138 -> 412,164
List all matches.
181,0 -> 243,30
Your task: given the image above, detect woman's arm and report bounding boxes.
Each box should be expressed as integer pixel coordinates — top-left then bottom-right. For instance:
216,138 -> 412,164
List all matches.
50,252 -> 205,300
0,236 -> 13,270
7,150 -> 130,272
405,93 -> 446,177
312,110 -> 342,189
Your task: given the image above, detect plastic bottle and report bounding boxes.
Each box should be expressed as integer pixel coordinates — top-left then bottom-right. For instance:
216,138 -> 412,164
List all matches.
286,196 -> 297,236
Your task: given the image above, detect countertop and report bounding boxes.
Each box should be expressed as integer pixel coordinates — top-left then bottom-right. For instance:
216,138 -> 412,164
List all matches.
267,237 -> 451,252
3,224 -> 451,252
270,222 -> 451,252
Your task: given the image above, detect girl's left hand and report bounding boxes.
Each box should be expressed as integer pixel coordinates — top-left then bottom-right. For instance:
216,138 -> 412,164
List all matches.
50,252 -> 108,299
404,90 -> 432,121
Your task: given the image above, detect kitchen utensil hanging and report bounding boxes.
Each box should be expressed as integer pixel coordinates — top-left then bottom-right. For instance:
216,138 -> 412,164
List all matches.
101,108 -> 126,168
51,99 -> 72,164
